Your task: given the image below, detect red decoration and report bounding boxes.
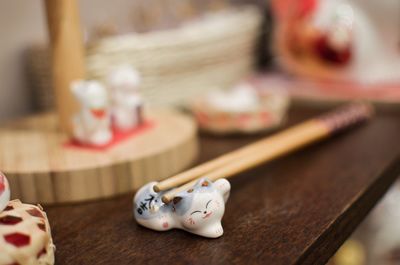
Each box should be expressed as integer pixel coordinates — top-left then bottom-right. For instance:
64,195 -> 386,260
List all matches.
195,112 -> 209,125
4,233 -> 30,247
297,0 -> 317,18
0,216 -> 23,225
260,111 -> 272,124
26,208 -> 44,218
37,222 -> 46,232
217,113 -> 229,124
313,35 -> 352,65
238,114 -> 252,126
90,109 -> 106,119
0,174 -> 5,193
65,120 -> 155,151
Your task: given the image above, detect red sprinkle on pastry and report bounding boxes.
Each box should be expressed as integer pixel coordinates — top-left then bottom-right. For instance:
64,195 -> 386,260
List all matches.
4,233 -> 31,247
26,208 -> 44,218
0,215 -> 23,225
37,222 -> 46,232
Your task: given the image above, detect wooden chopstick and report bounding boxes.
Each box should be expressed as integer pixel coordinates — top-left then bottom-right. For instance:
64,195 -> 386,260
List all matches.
153,132 -> 297,192
154,116 -> 332,192
160,103 -> 373,203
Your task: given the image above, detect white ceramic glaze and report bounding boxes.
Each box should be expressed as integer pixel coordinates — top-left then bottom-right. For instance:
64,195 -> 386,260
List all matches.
275,0 -> 400,84
0,172 -> 10,212
108,65 -> 143,131
206,83 -> 259,113
191,82 -> 289,134
133,178 -> 231,238
71,80 -> 112,146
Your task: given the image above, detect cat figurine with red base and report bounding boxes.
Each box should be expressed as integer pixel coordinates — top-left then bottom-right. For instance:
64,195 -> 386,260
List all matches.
71,80 -> 112,146
108,65 -> 143,131
133,178 -> 231,238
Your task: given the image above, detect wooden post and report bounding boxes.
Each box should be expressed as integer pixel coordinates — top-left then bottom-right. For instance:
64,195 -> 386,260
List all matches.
44,0 -> 86,135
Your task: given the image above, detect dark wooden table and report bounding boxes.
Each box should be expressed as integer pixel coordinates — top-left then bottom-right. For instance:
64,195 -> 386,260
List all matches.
45,105 -> 400,265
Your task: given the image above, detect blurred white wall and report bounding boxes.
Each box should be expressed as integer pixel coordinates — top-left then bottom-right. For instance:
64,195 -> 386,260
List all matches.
0,0 -> 135,122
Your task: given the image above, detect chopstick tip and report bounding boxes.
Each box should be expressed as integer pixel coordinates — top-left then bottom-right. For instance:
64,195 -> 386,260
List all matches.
153,184 -> 161,192
161,196 -> 170,204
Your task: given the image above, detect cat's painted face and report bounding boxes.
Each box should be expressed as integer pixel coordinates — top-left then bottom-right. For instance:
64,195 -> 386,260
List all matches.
108,65 -> 141,91
173,179 -> 228,230
180,191 -> 224,229
71,80 -> 109,109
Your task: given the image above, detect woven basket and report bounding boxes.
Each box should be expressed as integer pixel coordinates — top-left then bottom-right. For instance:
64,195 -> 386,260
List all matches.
27,7 -> 262,110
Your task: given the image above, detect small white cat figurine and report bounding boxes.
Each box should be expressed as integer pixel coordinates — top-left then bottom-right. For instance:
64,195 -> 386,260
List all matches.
71,80 -> 112,146
108,65 -> 143,131
0,172 -> 10,212
133,178 -> 231,238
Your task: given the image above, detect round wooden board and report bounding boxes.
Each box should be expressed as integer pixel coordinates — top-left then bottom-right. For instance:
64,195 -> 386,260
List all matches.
0,109 -> 198,204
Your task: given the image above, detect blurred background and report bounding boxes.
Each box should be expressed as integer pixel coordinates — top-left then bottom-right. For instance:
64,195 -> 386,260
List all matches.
0,0 -> 267,122
0,0 -> 399,264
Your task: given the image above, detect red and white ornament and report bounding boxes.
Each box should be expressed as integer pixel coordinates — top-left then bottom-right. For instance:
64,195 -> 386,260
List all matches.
0,173 -> 10,212
273,0 -> 400,85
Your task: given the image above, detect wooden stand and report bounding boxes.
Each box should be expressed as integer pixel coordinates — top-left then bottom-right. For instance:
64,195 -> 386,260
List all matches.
0,110 -> 198,204
45,0 -> 86,135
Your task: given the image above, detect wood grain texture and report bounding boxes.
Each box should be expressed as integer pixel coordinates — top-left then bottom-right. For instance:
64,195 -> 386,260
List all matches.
0,109 -> 198,204
42,106 -> 400,265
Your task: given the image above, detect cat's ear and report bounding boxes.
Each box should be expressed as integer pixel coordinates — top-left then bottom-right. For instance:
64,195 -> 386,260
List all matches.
172,193 -> 193,216
70,80 -> 86,101
172,196 -> 183,205
172,193 -> 190,207
214,179 -> 231,203
194,178 -> 212,189
201,180 -> 211,187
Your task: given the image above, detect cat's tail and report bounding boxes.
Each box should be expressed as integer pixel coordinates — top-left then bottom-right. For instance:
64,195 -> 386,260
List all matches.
214,179 -> 231,203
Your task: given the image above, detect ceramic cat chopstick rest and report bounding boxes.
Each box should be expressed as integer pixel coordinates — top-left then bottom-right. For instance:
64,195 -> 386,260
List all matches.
133,178 -> 231,238
132,103 -> 372,239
